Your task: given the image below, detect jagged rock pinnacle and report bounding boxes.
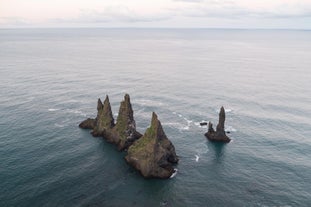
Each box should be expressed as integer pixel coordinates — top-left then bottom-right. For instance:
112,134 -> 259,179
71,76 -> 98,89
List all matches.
205,107 -> 231,143
97,98 -> 103,111
102,95 -> 115,128
110,94 -> 142,150
92,95 -> 115,136
216,106 -> 225,132
125,112 -> 178,178
116,94 -> 134,131
79,95 -> 179,179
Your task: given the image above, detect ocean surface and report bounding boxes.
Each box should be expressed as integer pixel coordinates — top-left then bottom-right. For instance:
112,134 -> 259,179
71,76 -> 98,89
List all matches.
0,28 -> 310,207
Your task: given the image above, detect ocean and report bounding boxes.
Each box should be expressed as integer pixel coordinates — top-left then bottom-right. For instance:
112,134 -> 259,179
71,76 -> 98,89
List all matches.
0,28 -> 310,207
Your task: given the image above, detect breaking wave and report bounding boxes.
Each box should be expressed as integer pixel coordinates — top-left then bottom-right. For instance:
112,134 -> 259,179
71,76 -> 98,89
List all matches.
170,168 -> 178,178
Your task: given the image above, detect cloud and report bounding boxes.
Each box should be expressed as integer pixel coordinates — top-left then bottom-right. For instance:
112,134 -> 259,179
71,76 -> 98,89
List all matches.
53,5 -> 173,24
0,17 -> 30,26
171,4 -> 247,18
170,0 -> 311,19
263,3 -> 311,18
173,0 -> 235,4
1,0 -> 311,28
173,0 -> 204,2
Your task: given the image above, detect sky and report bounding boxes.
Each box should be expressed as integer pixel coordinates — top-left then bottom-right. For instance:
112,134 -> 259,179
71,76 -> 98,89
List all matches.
0,0 -> 311,29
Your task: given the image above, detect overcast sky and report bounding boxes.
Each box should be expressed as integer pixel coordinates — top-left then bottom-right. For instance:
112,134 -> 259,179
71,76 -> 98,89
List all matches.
1,0 -> 311,29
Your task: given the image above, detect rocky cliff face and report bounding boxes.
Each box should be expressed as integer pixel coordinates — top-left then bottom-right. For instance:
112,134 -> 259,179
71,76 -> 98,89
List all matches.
111,94 -> 142,150
216,106 -> 225,132
79,94 -> 142,150
125,112 -> 178,179
205,106 -> 231,143
91,96 -> 115,137
79,95 -> 179,179
78,118 -> 96,129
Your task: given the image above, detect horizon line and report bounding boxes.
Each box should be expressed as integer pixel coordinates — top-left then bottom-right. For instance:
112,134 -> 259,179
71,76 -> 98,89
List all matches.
0,26 -> 311,31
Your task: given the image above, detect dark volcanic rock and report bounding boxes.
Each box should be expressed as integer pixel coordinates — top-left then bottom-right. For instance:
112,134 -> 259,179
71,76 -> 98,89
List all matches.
79,118 -> 96,129
79,94 -> 142,150
78,95 -> 114,136
92,96 -> 115,137
217,106 -> 225,132
204,106 -> 231,143
125,112 -> 178,179
79,95 -> 179,178
110,94 -> 142,150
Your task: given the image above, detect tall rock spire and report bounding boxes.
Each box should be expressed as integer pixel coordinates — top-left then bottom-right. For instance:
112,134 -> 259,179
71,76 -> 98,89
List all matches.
79,95 -> 114,137
115,94 -> 134,136
109,94 -> 142,150
216,106 -> 225,132
95,97 -> 114,126
80,94 -> 141,148
79,95 -> 179,179
205,106 -> 231,143
97,98 -> 103,111
125,112 -> 178,178
92,95 -> 115,136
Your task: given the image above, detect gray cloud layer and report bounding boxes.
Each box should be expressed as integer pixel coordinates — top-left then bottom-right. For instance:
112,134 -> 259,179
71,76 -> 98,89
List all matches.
75,1 -> 311,23
1,0 -> 311,28
79,6 -> 171,23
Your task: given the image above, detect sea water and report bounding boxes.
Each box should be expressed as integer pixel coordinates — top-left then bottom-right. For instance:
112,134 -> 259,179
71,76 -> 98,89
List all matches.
0,28 -> 310,206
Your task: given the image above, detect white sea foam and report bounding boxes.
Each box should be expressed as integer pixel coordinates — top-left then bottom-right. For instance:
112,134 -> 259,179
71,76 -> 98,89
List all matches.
179,117 -> 193,131
136,99 -> 164,107
66,109 -> 87,117
160,201 -> 168,206
163,122 -> 189,131
48,108 -> 59,112
225,126 -> 237,132
195,155 -> 199,162
216,108 -> 232,113
183,117 -> 193,124
162,122 -> 181,127
170,169 -> 178,178
194,143 -> 209,155
54,123 -> 64,127
170,112 -> 193,130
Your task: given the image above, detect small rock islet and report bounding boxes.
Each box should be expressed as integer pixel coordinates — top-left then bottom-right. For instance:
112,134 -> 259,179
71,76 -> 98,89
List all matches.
204,106 -> 231,143
79,94 -> 178,178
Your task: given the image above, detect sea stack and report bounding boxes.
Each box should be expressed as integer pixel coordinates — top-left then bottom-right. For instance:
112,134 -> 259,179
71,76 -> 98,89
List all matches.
125,112 -> 179,179
110,94 -> 142,150
91,96 -> 115,137
79,94 -> 142,151
204,106 -> 231,143
79,95 -> 179,179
